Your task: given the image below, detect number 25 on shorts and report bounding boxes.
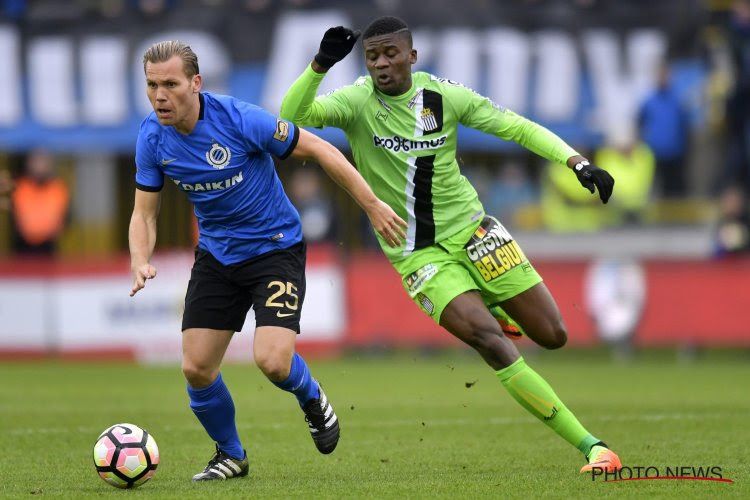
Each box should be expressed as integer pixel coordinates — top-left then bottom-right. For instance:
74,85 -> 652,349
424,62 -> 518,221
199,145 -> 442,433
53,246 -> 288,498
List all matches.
266,280 -> 299,317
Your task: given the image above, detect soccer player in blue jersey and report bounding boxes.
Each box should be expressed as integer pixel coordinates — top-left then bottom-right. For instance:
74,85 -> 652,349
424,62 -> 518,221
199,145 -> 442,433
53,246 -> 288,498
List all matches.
129,40 -> 407,481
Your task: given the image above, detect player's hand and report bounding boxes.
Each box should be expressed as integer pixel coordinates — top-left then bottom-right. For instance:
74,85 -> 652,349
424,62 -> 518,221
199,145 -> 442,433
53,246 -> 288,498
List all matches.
314,26 -> 361,69
367,199 -> 407,248
130,263 -> 157,297
572,160 -> 614,204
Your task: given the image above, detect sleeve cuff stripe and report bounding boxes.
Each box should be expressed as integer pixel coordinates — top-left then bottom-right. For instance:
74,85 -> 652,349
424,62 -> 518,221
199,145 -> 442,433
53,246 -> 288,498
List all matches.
136,182 -> 163,192
278,123 -> 300,160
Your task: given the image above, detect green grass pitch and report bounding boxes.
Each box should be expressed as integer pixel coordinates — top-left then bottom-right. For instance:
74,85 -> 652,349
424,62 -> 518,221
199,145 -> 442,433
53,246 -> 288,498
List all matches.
0,348 -> 747,498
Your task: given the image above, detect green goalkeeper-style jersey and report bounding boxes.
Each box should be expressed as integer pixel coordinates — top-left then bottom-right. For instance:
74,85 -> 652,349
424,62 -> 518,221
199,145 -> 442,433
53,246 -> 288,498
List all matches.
281,66 -> 578,263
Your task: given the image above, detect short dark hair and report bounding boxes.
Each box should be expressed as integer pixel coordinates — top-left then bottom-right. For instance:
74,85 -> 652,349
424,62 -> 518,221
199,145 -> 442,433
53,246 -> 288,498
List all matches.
362,16 -> 412,47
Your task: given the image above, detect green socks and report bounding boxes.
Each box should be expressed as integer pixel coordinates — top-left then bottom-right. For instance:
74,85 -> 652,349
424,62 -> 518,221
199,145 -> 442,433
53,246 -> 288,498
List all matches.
496,357 -> 600,455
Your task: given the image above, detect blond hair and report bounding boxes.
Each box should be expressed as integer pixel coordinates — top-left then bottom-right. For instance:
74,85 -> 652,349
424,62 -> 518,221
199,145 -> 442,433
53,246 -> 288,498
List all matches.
142,41 -> 199,78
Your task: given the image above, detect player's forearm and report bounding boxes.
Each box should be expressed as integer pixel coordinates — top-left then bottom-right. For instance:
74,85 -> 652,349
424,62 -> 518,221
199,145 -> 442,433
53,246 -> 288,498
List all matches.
314,142 -> 380,212
128,213 -> 157,270
291,129 -> 379,211
499,112 -> 579,166
279,65 -> 328,127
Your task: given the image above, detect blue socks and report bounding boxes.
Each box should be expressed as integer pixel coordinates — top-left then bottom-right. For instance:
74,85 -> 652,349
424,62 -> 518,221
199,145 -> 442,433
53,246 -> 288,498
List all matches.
272,352 -> 320,406
187,354 -> 317,459
187,373 -> 244,460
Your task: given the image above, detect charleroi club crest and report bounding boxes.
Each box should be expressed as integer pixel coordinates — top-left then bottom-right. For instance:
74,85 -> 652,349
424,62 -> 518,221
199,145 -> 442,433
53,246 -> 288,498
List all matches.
421,108 -> 438,132
206,143 -> 231,169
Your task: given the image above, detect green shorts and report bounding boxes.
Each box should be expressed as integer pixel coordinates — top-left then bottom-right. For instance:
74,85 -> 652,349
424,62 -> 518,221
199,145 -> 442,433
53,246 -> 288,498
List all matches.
393,216 -> 542,324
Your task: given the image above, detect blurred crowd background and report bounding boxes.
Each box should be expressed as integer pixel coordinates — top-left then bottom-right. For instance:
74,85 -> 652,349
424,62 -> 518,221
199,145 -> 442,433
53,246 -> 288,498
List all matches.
0,0 -> 749,259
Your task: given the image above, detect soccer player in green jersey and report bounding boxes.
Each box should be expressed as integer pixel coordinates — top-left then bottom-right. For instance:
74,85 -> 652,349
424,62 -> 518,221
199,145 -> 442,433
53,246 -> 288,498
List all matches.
281,16 -> 621,474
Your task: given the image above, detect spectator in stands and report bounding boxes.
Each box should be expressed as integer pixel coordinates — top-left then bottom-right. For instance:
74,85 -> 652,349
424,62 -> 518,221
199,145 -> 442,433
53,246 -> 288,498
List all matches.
133,0 -> 174,17
484,160 -> 538,226
541,149 -> 611,232
541,124 -> 654,231
10,150 -> 70,255
287,167 -> 336,243
0,168 -> 12,211
91,0 -> 126,19
714,184 -> 750,256
722,0 -> 750,193
638,62 -> 690,197
594,124 -> 655,225
1,0 -> 25,19
241,0 -> 270,12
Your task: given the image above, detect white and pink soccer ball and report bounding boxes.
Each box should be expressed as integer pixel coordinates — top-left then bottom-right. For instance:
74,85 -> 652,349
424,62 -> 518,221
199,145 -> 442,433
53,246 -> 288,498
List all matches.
93,423 -> 159,489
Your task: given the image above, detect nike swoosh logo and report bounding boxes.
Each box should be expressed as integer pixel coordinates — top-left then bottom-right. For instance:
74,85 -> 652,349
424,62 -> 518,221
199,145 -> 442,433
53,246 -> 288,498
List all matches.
276,311 -> 295,318
161,158 -> 177,165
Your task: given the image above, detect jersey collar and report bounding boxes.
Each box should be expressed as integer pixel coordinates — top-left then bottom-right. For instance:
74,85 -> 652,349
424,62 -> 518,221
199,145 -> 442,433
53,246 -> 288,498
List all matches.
374,76 -> 419,103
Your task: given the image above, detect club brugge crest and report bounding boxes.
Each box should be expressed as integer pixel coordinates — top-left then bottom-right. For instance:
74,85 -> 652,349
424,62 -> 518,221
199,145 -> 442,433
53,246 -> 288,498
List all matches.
205,143 -> 231,169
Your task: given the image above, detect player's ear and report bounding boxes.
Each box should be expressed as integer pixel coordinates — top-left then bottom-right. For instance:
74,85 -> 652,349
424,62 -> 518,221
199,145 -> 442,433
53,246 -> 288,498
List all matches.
410,49 -> 417,65
192,74 -> 202,93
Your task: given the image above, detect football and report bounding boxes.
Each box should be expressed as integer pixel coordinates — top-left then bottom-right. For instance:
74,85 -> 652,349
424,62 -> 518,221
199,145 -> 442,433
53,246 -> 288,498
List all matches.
93,423 -> 160,489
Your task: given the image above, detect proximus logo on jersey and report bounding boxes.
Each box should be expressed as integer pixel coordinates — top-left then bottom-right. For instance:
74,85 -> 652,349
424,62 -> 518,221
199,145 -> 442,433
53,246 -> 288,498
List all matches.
372,134 -> 447,153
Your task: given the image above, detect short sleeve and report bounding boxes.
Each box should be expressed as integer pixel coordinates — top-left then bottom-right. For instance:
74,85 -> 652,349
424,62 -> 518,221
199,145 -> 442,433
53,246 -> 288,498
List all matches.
134,118 -> 164,192
234,100 -> 299,159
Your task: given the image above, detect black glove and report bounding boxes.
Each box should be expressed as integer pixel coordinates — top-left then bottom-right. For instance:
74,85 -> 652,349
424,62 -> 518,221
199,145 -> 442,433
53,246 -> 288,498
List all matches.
573,160 -> 614,204
314,26 -> 361,69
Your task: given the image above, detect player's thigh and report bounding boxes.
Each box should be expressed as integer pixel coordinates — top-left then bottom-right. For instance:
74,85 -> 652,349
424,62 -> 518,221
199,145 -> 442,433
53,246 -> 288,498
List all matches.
467,248 -> 565,346
181,327 -> 234,385
182,248 -> 253,333
237,241 -> 307,334
396,247 -> 477,324
464,242 -> 542,305
440,289 -> 501,340
440,291 -> 521,368
461,217 -> 545,315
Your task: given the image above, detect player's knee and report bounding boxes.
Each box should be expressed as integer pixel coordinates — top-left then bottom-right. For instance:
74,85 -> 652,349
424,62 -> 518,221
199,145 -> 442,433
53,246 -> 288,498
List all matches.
463,320 -> 504,352
181,361 -> 216,388
542,322 -> 567,350
254,351 -> 291,382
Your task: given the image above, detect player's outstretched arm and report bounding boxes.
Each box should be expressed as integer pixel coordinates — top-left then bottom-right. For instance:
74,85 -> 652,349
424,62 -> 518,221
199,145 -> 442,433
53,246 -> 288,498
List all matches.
452,84 -> 615,204
567,155 -> 615,204
280,26 -> 358,128
281,27 -> 360,128
279,67 -> 328,128
290,128 -> 406,247
128,189 -> 160,296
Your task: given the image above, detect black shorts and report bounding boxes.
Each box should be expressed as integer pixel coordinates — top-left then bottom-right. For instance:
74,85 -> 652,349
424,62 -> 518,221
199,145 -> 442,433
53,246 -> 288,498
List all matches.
182,241 -> 306,333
